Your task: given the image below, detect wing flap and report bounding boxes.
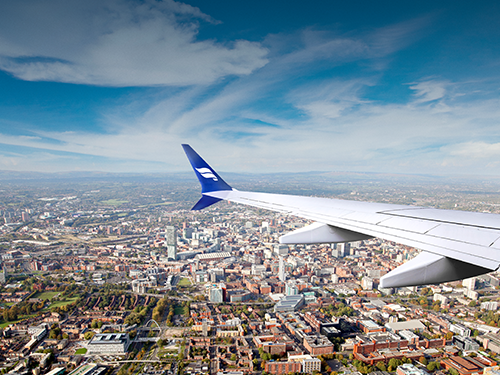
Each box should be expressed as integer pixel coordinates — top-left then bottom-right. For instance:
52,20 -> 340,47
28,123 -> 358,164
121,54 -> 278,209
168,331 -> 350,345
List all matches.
376,216 -> 439,234
425,223 -> 500,247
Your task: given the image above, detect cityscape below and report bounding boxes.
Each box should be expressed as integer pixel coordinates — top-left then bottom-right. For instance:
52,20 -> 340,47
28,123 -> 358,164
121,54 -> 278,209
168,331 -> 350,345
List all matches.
2,173 -> 500,375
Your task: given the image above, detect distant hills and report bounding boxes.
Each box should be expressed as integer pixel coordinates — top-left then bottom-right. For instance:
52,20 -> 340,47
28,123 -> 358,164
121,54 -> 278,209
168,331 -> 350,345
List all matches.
0,170 -> 192,182
0,169 -> 498,184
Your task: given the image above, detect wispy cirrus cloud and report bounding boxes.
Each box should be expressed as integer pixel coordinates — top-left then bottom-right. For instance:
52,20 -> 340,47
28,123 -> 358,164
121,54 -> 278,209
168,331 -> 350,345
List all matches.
409,80 -> 449,104
0,0 -> 268,86
5,74 -> 500,176
444,141 -> 500,159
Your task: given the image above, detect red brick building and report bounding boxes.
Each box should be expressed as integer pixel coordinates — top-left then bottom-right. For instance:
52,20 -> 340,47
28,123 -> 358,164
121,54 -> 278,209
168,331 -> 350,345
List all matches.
441,356 -> 497,375
265,361 -> 301,374
303,335 -> 334,355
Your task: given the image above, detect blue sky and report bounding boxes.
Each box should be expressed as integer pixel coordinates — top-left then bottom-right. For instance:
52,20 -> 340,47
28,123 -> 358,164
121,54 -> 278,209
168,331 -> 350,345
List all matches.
1,0 -> 500,176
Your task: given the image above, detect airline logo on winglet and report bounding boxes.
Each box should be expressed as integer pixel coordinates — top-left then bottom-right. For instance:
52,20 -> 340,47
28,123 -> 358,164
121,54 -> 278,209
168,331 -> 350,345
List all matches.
195,167 -> 218,181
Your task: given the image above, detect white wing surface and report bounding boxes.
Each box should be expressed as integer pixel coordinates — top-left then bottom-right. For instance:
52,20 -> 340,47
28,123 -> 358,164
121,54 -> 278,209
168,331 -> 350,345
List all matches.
182,144 -> 500,288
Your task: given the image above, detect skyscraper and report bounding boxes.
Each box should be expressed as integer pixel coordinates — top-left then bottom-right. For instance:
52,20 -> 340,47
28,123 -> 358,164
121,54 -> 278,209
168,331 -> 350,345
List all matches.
0,266 -> 6,284
275,244 -> 289,256
209,286 -> 224,303
463,277 -> 476,291
279,255 -> 286,282
285,280 -> 299,296
166,226 -> 177,261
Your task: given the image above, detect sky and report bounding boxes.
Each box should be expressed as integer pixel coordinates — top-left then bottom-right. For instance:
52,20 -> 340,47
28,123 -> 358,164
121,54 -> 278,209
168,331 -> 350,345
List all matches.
1,0 -> 500,176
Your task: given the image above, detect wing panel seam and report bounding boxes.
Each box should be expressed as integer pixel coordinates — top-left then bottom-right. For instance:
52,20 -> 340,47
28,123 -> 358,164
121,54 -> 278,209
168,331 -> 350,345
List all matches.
381,212 -> 500,231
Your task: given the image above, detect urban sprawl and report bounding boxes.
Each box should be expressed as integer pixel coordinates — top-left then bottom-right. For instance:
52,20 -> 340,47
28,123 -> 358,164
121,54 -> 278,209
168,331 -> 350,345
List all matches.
2,177 -> 500,375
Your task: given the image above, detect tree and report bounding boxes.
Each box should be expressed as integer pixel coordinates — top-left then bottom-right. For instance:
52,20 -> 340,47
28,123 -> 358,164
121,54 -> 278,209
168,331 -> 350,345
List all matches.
252,358 -> 259,369
376,362 -> 387,372
388,358 -> 403,370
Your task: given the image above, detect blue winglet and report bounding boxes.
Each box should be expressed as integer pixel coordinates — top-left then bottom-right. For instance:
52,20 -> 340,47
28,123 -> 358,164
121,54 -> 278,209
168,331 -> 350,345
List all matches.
182,144 -> 232,210
192,195 -> 223,210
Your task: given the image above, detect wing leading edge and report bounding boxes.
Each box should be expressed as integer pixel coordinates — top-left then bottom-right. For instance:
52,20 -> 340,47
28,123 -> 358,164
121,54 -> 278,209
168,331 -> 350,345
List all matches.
182,144 -> 500,288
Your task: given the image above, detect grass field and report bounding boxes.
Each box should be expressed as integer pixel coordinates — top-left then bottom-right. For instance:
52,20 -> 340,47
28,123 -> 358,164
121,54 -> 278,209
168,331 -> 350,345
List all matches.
158,349 -> 178,359
0,314 -> 36,328
0,321 -> 14,329
34,291 -> 58,300
49,296 -> 79,309
138,202 -> 174,208
100,199 -> 129,206
174,306 -> 184,315
75,348 -> 87,355
177,278 -> 191,286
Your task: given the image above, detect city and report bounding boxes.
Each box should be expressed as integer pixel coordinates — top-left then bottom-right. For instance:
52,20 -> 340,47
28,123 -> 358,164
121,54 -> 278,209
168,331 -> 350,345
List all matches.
2,174 -> 500,375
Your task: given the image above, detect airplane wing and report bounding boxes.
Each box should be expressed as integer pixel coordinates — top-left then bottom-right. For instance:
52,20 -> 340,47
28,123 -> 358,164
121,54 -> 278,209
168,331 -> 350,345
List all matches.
182,144 -> 500,288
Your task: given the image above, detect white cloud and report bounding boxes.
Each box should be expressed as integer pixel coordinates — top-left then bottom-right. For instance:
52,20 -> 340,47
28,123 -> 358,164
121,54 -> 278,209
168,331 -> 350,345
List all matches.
409,80 -> 448,103
0,0 -> 268,86
290,79 -> 371,123
444,142 -> 500,159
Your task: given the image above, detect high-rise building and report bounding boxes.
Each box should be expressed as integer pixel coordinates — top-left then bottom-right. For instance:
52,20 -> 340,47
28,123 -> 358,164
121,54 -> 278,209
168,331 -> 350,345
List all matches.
166,226 -> 176,261
202,320 -> 209,336
208,268 -> 225,282
463,277 -> 477,291
361,277 -> 373,290
183,228 -> 194,239
332,243 -> 345,258
285,280 -> 299,296
346,243 -> 353,256
209,286 -> 224,303
275,244 -> 289,256
279,255 -> 286,282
